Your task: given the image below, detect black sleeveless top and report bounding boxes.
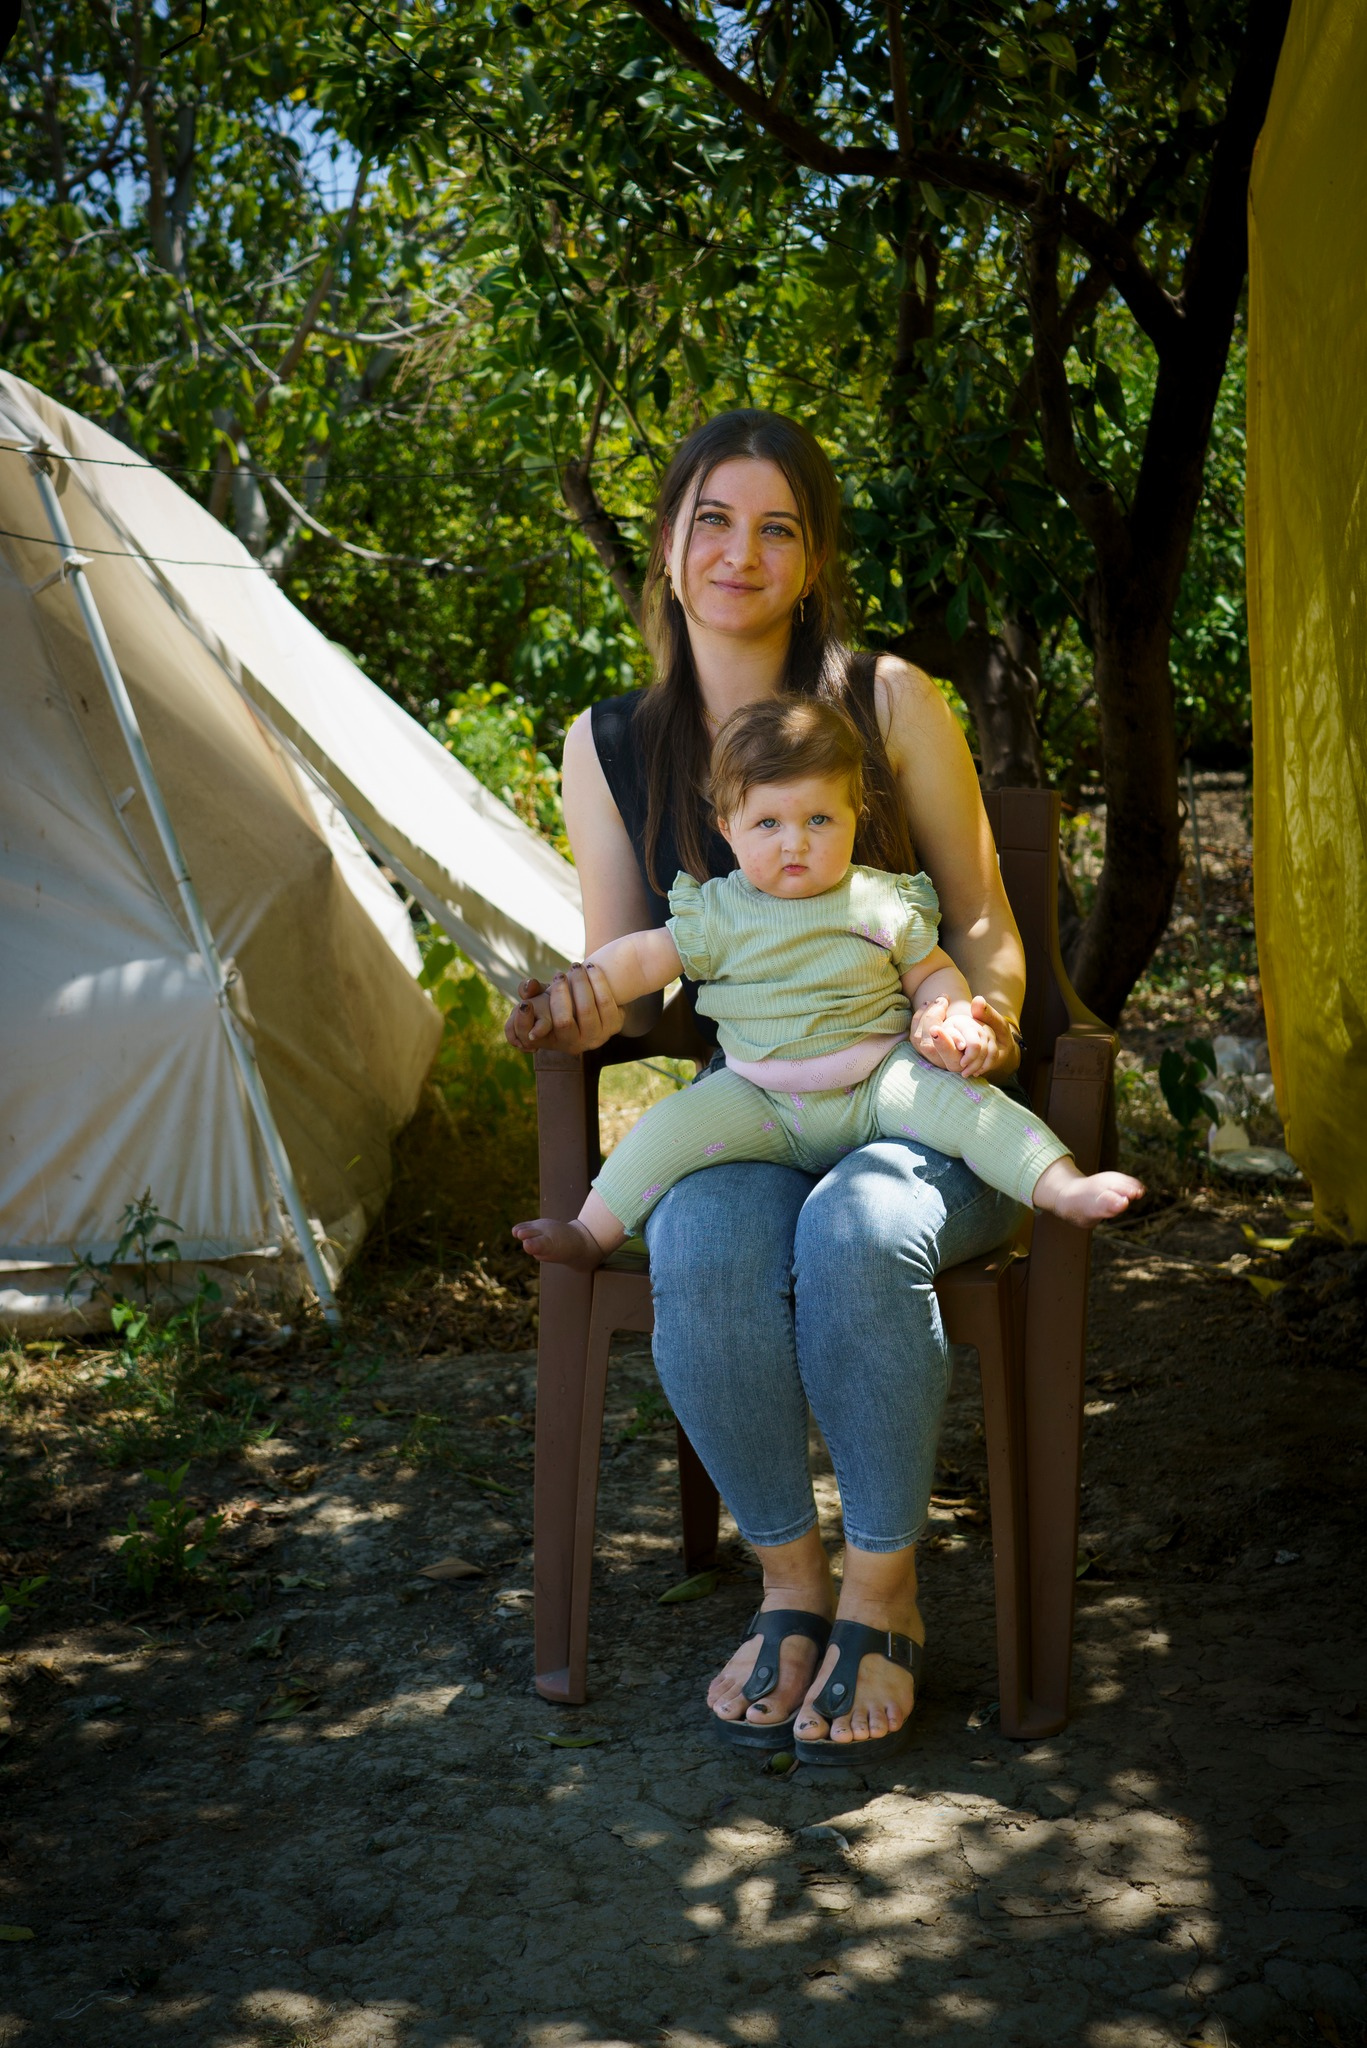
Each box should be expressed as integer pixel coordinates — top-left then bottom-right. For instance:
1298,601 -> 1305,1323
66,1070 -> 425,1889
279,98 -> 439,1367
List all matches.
591,689 -> 734,922
592,689 -> 733,1045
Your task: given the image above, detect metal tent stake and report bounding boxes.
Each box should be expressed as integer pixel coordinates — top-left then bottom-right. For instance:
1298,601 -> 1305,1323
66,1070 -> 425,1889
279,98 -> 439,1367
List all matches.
26,445 -> 342,1328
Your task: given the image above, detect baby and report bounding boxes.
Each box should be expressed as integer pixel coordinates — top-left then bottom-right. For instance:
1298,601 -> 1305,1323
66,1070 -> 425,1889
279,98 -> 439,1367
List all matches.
514,698 -> 1141,1271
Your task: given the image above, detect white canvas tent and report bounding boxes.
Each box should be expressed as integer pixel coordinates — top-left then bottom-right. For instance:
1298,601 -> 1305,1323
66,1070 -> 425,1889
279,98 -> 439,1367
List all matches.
0,373 -> 585,1331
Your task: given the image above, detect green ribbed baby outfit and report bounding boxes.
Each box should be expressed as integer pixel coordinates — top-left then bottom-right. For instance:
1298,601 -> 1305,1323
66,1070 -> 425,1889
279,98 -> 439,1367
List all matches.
592,864 -> 1072,1233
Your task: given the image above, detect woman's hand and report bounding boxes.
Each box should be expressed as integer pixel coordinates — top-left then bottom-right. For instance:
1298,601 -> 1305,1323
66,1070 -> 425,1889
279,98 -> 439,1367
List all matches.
910,994 -> 1020,1080
503,961 -> 624,1055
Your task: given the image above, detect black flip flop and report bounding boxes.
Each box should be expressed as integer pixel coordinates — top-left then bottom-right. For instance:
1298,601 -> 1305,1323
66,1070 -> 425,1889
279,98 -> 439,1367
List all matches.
792,1619 -> 922,1766
710,1608 -> 832,1752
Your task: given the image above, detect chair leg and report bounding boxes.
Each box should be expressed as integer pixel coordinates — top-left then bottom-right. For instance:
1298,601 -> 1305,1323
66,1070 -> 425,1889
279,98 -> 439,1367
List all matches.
562,1282 -> 626,1703
1017,1213 -> 1093,1738
941,1261 -> 1032,1737
676,1424 -> 720,1572
533,1266 -> 596,1703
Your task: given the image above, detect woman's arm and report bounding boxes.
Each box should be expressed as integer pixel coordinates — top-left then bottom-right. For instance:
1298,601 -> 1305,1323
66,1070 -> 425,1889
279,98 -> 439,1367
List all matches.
504,709 -> 664,1054
876,656 -> 1026,1077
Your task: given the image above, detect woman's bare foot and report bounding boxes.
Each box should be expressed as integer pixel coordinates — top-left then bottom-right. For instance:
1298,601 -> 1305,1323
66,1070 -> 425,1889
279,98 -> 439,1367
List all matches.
511,1217 -> 604,1270
1033,1160 -> 1145,1227
793,1545 -> 924,1746
708,1531 -> 835,1732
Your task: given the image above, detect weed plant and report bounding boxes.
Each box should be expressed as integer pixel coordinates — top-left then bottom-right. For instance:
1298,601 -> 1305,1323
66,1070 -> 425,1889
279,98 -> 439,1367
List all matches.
118,1463 -> 224,1597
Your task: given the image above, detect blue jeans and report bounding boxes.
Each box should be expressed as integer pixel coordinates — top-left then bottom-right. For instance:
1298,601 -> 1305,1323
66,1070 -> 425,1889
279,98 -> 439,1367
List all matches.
643,1143 -> 1021,1554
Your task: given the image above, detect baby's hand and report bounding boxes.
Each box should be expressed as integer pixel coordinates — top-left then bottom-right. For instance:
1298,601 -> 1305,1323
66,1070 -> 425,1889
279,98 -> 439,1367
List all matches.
911,998 -> 997,1077
515,988 -> 556,1043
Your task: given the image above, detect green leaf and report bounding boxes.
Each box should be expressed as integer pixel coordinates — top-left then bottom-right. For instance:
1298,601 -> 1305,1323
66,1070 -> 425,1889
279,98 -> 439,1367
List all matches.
918,181 -> 945,221
945,580 -> 971,641
0,1926 -> 35,1942
531,1732 -> 603,1747
1038,31 -> 1077,69
658,1569 -> 718,1604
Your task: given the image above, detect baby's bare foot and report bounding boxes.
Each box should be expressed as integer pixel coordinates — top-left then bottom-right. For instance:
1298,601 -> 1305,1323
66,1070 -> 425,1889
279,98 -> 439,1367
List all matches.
1034,1163 -> 1144,1227
511,1217 -> 604,1270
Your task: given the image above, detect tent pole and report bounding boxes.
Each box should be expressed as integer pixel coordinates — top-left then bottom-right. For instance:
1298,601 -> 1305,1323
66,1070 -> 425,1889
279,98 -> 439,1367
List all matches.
24,445 -> 342,1329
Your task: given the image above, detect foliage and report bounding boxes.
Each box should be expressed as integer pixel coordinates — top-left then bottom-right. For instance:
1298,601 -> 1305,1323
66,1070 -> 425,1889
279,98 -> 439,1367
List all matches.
117,1463 -> 225,1597
4,0 -> 1275,1013
1,3 -> 643,786
0,1577 -> 47,1635
300,0 -> 1262,718
1158,1039 -> 1221,1160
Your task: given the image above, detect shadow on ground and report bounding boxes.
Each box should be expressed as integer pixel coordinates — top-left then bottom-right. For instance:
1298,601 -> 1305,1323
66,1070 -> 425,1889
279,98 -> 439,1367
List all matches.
1,1192 -> 1365,2048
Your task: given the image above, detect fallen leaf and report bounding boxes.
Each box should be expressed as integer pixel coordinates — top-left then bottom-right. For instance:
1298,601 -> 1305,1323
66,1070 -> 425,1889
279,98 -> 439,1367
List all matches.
803,1958 -> 840,1979
1241,1225 -> 1297,1251
260,1678 -> 321,1723
1075,1552 -> 1105,1580
0,1926 -> 34,1942
658,1569 -> 718,1604
1247,1274 -> 1287,1299
275,1574 -> 327,1592
1314,2012 -> 1347,2048
531,1732 -> 602,1748
246,1625 -> 285,1659
280,1465 -> 320,1493
417,1556 -> 483,1582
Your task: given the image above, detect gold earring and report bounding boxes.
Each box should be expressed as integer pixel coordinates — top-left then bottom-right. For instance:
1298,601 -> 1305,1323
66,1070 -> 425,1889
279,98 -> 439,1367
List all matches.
798,593 -> 807,623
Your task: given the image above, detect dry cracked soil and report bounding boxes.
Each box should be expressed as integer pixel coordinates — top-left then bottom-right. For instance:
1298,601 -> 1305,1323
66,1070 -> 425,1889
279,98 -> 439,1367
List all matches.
2,1190 -> 1366,2048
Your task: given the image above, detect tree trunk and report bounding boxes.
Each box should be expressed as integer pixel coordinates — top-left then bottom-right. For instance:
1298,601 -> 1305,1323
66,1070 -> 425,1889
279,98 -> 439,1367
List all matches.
1069,577 -> 1184,1024
893,619 -> 1047,789
560,457 -> 642,626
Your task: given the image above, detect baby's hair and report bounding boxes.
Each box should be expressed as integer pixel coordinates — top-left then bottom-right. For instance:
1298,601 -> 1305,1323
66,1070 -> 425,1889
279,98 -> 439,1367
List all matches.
709,697 -> 865,823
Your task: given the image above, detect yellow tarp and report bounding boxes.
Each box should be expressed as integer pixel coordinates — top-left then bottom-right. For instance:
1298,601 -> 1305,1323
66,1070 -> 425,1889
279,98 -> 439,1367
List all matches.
1248,0 -> 1367,1241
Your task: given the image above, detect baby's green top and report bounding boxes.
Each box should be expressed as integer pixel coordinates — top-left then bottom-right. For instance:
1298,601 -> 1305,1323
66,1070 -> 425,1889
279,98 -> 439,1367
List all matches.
666,863 -> 941,1065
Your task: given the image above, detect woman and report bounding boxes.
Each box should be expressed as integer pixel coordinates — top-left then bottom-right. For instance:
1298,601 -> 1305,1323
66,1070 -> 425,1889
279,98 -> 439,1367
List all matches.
505,410 -> 1025,1757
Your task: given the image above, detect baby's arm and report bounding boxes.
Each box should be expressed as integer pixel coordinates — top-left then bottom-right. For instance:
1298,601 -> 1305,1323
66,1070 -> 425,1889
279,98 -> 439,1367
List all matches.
901,947 -> 998,1077
522,927 -> 682,1044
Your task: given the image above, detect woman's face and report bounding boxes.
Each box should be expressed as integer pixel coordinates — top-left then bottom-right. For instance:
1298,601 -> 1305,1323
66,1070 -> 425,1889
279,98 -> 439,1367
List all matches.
667,457 -> 811,640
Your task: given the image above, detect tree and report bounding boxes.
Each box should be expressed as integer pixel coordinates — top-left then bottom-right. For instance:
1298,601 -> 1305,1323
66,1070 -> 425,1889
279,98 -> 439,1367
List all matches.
1,0 -> 641,820
319,0 -> 1287,1021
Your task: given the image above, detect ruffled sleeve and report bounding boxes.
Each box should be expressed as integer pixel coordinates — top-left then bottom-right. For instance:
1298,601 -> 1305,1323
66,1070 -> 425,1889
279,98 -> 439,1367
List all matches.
665,872 -> 714,981
891,870 -> 942,971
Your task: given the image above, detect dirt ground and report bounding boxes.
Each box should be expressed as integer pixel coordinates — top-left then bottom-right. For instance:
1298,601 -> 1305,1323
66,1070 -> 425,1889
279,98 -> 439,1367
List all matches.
2,1181 -> 1366,2048
4,770 -> 1366,2048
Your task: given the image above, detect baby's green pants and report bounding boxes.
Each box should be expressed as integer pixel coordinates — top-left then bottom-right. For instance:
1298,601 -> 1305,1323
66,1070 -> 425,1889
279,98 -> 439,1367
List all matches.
593,1043 -> 1072,1234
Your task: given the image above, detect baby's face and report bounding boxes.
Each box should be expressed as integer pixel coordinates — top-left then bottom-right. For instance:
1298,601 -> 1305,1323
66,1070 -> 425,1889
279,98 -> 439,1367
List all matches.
719,772 -> 858,898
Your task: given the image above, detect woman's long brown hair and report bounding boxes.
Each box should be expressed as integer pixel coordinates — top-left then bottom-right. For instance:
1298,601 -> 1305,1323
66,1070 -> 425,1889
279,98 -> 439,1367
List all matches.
636,409 -> 915,889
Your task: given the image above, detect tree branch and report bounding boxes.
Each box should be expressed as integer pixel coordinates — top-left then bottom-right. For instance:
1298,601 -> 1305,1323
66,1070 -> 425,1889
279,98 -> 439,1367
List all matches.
22,0 -> 70,201
255,166 -> 370,416
625,0 -> 1182,351
560,423 -> 642,627
1023,189 -> 1126,566
623,0 -> 895,176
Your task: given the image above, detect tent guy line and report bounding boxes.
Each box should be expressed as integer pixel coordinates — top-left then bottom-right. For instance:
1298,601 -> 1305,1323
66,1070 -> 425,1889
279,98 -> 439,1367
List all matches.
0,518 -> 560,578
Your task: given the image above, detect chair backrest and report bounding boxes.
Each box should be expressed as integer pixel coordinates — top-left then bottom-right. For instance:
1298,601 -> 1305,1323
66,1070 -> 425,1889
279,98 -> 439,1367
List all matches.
580,785 -> 1103,1137
982,787 -> 1104,1107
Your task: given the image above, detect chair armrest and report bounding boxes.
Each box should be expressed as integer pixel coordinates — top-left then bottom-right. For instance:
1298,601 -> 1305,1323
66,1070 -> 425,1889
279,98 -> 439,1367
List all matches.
1041,1024 -> 1115,1176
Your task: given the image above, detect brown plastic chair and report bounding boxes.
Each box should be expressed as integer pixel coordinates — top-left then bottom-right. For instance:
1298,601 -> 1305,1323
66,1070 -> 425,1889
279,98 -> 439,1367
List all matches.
530,788 -> 1115,1740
